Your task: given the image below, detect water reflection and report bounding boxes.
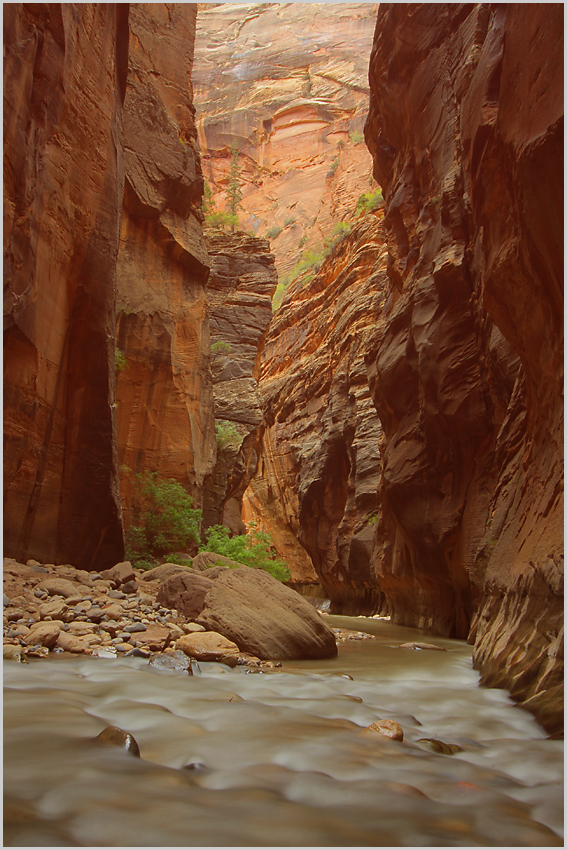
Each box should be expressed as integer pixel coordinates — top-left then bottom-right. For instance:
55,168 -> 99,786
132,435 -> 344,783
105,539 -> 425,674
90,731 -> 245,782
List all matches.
4,616 -> 563,846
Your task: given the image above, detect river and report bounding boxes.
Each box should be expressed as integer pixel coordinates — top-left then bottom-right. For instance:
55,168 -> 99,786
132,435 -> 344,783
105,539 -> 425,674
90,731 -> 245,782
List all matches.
4,615 -> 563,846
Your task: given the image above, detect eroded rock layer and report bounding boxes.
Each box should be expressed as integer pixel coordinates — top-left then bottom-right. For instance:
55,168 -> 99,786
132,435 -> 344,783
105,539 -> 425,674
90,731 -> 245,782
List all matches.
194,3 -> 378,276
247,213 -> 388,596
202,233 -> 277,535
115,4 -> 215,526
364,3 -> 563,731
3,4 -> 129,569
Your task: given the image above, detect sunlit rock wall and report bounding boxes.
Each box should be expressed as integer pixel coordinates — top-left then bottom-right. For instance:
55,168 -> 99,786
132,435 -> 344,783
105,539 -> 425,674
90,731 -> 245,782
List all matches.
365,3 -> 563,732
193,2 -> 378,277
115,3 -> 215,528
3,4 -> 129,569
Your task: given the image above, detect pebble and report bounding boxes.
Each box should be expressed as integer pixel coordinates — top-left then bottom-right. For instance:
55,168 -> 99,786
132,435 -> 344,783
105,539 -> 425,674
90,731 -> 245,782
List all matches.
123,622 -> 147,633
93,725 -> 140,757
108,590 -> 126,599
115,643 -> 133,653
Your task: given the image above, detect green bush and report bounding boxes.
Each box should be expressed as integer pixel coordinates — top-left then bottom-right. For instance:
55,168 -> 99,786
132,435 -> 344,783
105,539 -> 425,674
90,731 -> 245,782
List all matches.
205,210 -> 240,231
115,348 -> 128,373
211,340 -> 231,357
200,524 -> 290,582
125,473 -> 201,567
283,216 -> 297,228
355,188 -> 383,216
215,420 -> 241,450
349,130 -> 365,145
164,554 -> 193,567
266,224 -> 283,240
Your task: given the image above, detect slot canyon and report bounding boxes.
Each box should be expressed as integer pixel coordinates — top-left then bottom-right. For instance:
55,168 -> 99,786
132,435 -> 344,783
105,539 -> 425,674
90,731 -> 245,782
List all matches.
3,3 -> 564,846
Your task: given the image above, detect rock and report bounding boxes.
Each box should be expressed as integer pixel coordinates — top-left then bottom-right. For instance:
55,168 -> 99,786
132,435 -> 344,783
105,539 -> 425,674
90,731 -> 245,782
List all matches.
191,552 -> 246,572
182,623 -> 206,634
115,643 -> 133,653
176,631 -> 240,667
56,633 -> 91,654
3,644 -> 27,662
100,562 -> 136,586
93,726 -> 140,757
23,622 -> 61,648
3,594 -> 11,607
399,642 -> 447,652
149,650 -> 194,674
125,647 -> 151,659
157,570 -> 215,619
26,560 -> 41,568
39,599 -> 68,620
195,566 -> 338,660
364,720 -> 404,742
123,622 -> 147,634
142,564 -> 195,583
36,579 -> 82,602
121,580 -> 138,594
67,622 -> 97,636
102,604 -> 124,621
108,590 -> 126,599
415,739 -> 464,756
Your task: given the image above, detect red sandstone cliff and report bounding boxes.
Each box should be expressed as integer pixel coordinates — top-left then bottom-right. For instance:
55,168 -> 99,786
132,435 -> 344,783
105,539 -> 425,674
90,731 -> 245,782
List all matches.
364,3 -> 563,731
193,3 -> 378,277
115,4 -> 215,529
3,4 -> 129,569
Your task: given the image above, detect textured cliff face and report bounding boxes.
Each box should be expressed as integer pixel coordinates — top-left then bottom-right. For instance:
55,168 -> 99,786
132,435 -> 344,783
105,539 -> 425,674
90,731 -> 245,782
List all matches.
3,4 -> 129,569
364,3 -> 563,731
202,233 -> 277,536
193,2 -> 378,277
247,213 -> 388,594
115,4 -> 215,527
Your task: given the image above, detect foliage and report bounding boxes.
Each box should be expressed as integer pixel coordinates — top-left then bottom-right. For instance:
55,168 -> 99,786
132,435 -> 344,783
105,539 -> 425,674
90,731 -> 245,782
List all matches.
164,554 -> 193,567
284,216 -> 297,227
200,524 -> 290,582
349,129 -> 365,144
215,419 -> 241,450
115,348 -> 128,373
355,188 -> 383,217
205,209 -> 240,232
125,472 -> 201,567
226,141 -> 243,228
266,224 -> 283,240
211,340 -> 232,357
326,155 -> 340,178
366,514 -> 379,526
202,179 -> 214,217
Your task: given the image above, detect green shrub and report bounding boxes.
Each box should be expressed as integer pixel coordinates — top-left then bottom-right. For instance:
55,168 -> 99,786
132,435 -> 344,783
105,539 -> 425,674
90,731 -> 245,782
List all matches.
355,188 -> 383,217
215,420 -> 241,450
349,130 -> 365,144
115,348 -> 128,373
283,216 -> 297,228
200,524 -> 290,582
164,554 -> 193,567
266,224 -> 283,240
125,472 -> 201,567
211,340 -> 232,357
205,210 -> 240,231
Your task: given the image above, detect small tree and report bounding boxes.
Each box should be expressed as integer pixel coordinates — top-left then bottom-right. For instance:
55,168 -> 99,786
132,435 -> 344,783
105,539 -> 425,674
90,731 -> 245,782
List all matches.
200,524 -> 290,582
125,472 -> 202,567
226,141 -> 243,231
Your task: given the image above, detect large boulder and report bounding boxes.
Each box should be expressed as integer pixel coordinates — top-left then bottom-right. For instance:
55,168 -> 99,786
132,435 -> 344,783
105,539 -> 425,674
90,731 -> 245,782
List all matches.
195,566 -> 337,660
156,570 -> 215,619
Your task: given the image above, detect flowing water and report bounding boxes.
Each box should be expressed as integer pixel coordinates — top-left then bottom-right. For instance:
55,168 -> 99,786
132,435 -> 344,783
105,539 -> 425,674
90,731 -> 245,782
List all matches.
4,615 -> 563,847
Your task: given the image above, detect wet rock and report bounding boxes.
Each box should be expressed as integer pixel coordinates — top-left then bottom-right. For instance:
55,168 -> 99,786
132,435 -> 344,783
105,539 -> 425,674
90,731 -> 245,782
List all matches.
137,625 -> 172,652
364,720 -> 404,741
93,725 -> 140,757
36,579 -> 82,602
100,562 -> 136,586
149,650 -> 194,673
176,631 -> 240,666
399,642 -> 447,652
23,622 -> 61,648
415,738 -> 464,755
56,632 -> 91,654
3,644 -> 27,662
115,643 -> 133,653
195,566 -> 338,660
125,647 -> 151,658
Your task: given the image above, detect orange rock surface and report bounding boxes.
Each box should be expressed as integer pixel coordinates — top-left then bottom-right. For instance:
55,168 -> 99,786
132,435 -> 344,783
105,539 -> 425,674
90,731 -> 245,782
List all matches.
3,5 -> 129,569
193,3 -> 378,277
115,4 -> 215,528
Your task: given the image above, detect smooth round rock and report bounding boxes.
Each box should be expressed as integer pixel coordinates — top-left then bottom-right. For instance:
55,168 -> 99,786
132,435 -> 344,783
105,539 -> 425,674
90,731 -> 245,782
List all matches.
93,726 -> 140,757
364,719 -> 404,741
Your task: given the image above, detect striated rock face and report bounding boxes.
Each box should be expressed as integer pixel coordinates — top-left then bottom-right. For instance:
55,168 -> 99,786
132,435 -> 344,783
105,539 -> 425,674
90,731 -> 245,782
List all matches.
193,3 -> 378,277
202,232 -> 277,535
115,4 -> 215,526
364,3 -> 563,731
3,4 -> 129,569
247,213 -> 388,597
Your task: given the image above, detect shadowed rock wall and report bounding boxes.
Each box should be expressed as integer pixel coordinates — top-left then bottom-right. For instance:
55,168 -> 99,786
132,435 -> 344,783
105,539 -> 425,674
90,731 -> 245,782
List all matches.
364,3 -> 563,732
3,4 -> 130,569
115,4 -> 215,527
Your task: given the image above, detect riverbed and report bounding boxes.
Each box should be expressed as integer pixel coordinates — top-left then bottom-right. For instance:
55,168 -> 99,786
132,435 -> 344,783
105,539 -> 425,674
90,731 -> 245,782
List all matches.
4,615 -> 563,846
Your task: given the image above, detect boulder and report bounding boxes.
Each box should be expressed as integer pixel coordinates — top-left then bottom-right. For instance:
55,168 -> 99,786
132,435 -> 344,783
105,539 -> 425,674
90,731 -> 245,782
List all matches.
39,598 -> 68,620
195,566 -> 338,660
100,561 -> 136,586
156,570 -> 215,619
176,631 -> 240,667
142,564 -> 194,583
36,579 -> 82,602
192,552 -> 247,572
56,632 -> 91,654
23,622 -> 61,648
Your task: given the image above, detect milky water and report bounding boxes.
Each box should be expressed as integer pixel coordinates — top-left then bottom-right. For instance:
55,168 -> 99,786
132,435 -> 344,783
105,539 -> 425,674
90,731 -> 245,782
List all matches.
4,616 -> 563,846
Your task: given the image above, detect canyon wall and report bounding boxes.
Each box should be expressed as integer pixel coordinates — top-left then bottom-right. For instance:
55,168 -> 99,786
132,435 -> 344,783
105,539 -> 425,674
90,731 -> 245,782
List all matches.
114,4 -> 215,530
3,4 -> 129,570
193,2 -> 378,278
202,232 -> 277,537
363,2 -> 563,731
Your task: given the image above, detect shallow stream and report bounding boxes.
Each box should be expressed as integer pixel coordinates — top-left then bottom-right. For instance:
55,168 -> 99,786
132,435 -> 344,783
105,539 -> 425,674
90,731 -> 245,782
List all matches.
4,615 -> 563,846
